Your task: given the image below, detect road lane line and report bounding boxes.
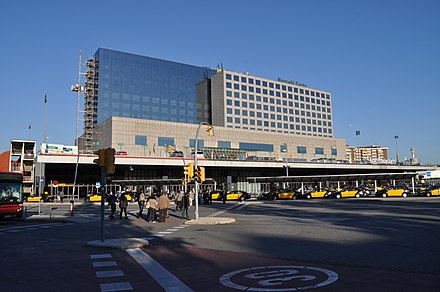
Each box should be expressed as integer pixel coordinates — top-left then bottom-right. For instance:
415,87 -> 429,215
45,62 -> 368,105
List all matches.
100,281 -> 133,292
126,248 -> 193,292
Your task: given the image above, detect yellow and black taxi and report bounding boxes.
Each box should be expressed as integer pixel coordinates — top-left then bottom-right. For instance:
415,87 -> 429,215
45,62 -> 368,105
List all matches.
84,193 -> 102,202
375,185 -> 411,198
273,189 -> 299,200
225,190 -> 250,201
212,190 -> 250,201
300,187 -> 332,199
416,184 -> 440,197
329,187 -> 363,199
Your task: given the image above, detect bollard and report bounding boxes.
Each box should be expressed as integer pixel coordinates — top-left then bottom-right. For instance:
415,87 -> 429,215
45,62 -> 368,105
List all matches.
70,200 -> 74,216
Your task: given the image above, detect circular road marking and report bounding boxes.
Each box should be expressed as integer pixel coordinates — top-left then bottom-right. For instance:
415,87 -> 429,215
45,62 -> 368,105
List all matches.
219,265 -> 338,291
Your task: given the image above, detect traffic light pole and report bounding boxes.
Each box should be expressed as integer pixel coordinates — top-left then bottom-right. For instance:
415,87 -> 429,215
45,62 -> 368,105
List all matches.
194,121 -> 210,220
100,166 -> 106,242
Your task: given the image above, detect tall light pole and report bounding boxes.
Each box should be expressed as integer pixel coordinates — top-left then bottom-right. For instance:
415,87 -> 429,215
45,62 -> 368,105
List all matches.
394,135 -> 399,164
71,51 -> 85,201
355,130 -> 361,162
193,121 -> 213,220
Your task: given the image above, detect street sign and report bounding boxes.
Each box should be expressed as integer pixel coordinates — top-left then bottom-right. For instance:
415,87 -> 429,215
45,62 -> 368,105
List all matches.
52,180 -> 59,187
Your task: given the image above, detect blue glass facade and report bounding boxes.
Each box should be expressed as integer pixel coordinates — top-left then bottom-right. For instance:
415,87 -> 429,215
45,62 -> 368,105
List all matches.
95,48 -> 216,125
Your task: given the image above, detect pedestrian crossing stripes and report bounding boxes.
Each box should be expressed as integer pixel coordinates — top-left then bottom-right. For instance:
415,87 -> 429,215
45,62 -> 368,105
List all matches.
90,253 -> 133,292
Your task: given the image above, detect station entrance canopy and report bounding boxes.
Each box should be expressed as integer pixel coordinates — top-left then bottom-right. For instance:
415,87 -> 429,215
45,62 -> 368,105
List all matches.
247,172 -> 419,184
112,178 -> 216,187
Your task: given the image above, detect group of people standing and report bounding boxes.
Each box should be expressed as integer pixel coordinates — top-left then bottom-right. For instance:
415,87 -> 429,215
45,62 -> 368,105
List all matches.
107,190 -> 173,222
106,188 -> 221,222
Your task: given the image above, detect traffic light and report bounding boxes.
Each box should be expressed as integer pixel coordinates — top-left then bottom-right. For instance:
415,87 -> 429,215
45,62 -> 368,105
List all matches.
93,149 -> 106,166
206,125 -> 214,136
105,148 -> 116,175
167,145 -> 173,153
195,166 -> 205,183
184,162 -> 194,178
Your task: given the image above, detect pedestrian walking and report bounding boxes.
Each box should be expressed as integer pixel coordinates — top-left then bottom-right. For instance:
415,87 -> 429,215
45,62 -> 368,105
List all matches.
107,192 -> 116,219
175,190 -> 183,211
146,194 -> 158,223
157,192 -> 171,222
181,192 -> 190,219
119,194 -> 129,219
222,189 -> 227,204
189,189 -> 195,207
138,191 -> 146,217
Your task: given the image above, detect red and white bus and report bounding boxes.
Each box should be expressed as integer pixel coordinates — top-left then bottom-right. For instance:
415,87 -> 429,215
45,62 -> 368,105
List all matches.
0,171 -> 23,218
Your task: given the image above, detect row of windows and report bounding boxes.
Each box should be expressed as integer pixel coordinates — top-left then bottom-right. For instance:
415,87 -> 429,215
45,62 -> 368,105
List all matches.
225,74 -> 330,99
224,119 -> 332,134
225,99 -> 332,115
226,126 -> 332,138
226,108 -> 332,122
226,90 -> 331,106
135,135 -> 336,154
225,110 -> 332,126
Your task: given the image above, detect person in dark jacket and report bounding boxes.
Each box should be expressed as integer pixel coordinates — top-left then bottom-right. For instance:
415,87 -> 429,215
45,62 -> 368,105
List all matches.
119,194 -> 129,219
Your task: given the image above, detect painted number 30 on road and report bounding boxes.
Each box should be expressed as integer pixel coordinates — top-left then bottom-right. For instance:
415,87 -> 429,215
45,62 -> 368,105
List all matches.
219,265 -> 338,291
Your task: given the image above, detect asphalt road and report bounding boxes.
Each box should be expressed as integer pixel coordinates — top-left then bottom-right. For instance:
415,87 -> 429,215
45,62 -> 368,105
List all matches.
1,197 -> 439,291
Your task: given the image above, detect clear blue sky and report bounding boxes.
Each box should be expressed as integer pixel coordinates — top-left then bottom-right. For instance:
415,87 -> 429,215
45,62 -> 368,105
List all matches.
1,0 -> 439,164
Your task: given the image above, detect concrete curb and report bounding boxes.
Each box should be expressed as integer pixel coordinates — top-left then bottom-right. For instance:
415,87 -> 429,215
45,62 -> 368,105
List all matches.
184,217 -> 235,225
86,238 -> 149,249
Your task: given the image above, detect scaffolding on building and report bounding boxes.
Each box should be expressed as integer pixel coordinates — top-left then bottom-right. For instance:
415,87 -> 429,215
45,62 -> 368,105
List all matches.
83,58 -> 99,153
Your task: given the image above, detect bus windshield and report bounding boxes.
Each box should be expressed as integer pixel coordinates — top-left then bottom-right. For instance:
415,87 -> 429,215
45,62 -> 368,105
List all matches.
0,182 -> 22,203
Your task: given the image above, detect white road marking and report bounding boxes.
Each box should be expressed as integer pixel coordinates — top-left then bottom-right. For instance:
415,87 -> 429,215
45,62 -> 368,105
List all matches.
93,261 -> 118,268
100,281 -> 133,292
126,248 -> 193,292
90,254 -> 112,259
158,231 -> 173,234
167,229 -> 179,231
96,270 -> 124,278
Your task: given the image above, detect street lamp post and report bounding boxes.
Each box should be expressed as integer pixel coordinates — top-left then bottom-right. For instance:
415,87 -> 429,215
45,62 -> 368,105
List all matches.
394,135 -> 399,164
194,121 -> 212,220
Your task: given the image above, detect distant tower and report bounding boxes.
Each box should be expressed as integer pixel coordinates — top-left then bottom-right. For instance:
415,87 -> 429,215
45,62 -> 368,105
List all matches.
410,147 -> 418,165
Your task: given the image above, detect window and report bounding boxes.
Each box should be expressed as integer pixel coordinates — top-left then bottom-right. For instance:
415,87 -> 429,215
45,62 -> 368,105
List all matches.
189,139 -> 204,148
135,135 -> 147,145
234,75 -> 239,81
331,148 -> 337,156
226,73 -> 232,80
226,99 -> 232,105
297,146 -> 307,154
218,141 -> 231,149
234,84 -> 239,90
226,91 -> 232,97
280,144 -> 288,153
158,137 -> 174,147
226,82 -> 232,88
240,142 -> 273,152
315,147 -> 324,155
241,76 -> 247,83
227,108 -> 232,114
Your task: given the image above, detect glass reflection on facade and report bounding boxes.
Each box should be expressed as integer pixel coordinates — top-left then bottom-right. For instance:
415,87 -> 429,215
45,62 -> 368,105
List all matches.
94,48 -> 216,125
